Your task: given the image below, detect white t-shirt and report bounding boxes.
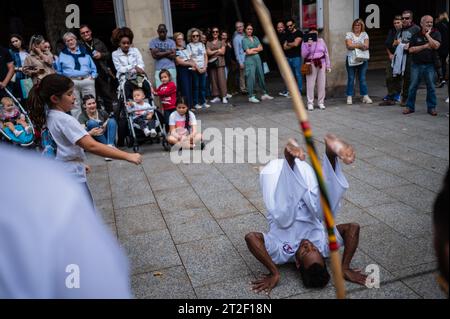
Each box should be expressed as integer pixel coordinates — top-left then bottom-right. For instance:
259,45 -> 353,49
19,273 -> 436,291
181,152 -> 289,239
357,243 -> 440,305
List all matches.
0,146 -> 131,298
47,110 -> 89,183
169,111 -> 197,135
345,32 -> 369,57
187,42 -> 207,69
260,156 -> 348,265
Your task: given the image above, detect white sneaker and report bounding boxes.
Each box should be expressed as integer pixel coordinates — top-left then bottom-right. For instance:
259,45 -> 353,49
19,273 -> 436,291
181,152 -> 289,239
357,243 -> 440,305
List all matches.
307,103 -> 314,111
278,91 -> 289,97
203,103 -> 211,109
210,97 -> 221,104
362,95 -> 373,104
222,97 -> 228,104
248,97 -> 260,103
194,104 -> 202,110
143,127 -> 151,137
347,96 -> 353,105
319,104 -> 326,110
226,94 -> 232,99
104,157 -> 113,162
446,97 -> 449,103
261,94 -> 274,101
150,129 -> 157,138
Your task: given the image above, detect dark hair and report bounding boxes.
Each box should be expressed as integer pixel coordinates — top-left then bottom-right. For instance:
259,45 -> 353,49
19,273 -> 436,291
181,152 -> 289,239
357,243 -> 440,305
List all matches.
176,96 -> 190,130
27,74 -> 74,131
79,24 -> 91,31
9,34 -> 26,51
82,94 -> 96,105
159,69 -> 172,80
308,27 -> 318,33
112,27 -> 134,47
299,263 -> 331,288
286,19 -> 296,25
433,169 -> 449,285
402,10 -> 414,19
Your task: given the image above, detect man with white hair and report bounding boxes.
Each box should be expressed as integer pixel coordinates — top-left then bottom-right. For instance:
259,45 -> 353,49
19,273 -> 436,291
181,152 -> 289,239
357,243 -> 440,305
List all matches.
55,32 -> 98,119
403,15 -> 441,116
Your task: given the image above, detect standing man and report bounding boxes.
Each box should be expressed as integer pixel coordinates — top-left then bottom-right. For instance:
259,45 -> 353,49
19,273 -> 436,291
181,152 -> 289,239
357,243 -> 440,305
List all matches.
380,16 -> 404,106
397,10 -> 421,106
79,25 -> 115,113
276,21 -> 289,98
0,45 -> 15,98
233,21 -> 247,95
149,24 -> 177,88
403,15 -> 441,116
283,19 -> 304,95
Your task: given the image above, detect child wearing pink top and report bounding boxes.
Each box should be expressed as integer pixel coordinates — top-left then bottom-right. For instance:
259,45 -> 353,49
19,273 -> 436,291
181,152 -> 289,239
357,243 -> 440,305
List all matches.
301,29 -> 331,111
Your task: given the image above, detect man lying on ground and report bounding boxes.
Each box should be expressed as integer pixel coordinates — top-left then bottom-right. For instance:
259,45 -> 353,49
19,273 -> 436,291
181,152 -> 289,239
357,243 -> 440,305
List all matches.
245,135 -> 368,294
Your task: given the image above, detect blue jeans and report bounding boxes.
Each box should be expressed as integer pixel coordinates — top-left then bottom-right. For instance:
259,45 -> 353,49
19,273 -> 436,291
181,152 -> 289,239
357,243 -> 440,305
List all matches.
287,57 -> 303,93
406,63 -> 437,111
346,60 -> 369,96
86,118 -> 118,145
176,66 -> 193,109
192,72 -> 207,105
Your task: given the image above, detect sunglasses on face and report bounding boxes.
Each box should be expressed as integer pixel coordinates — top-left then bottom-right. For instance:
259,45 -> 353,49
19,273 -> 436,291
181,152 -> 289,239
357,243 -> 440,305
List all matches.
402,17 -> 411,20
212,31 -> 219,33
192,34 -> 200,38
286,24 -> 294,28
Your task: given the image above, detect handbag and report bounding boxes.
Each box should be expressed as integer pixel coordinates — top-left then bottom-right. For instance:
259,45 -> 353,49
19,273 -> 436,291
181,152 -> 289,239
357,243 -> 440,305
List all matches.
208,58 -> 219,68
20,78 -> 34,99
301,63 -> 312,75
354,48 -> 370,62
263,62 -> 270,74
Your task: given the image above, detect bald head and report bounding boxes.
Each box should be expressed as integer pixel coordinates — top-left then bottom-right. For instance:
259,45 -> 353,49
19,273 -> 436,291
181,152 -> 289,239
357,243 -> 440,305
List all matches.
420,15 -> 434,31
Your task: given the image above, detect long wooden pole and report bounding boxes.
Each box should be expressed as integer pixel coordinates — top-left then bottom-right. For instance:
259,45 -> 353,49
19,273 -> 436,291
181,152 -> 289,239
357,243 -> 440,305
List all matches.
251,0 -> 346,299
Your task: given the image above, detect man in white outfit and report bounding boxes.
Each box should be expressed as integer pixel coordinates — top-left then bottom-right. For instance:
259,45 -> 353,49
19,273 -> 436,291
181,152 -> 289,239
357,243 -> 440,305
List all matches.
245,135 -> 367,294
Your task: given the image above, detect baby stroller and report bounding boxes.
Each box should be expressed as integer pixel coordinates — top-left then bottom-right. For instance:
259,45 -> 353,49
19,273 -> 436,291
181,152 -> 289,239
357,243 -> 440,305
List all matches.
0,88 -> 35,148
116,73 -> 170,153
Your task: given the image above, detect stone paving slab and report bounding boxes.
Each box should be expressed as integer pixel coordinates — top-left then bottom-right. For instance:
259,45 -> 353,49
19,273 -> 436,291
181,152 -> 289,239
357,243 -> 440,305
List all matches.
131,266 -> 197,299
121,229 -> 182,275
177,235 -> 253,288
401,272 -> 447,299
115,204 -> 166,239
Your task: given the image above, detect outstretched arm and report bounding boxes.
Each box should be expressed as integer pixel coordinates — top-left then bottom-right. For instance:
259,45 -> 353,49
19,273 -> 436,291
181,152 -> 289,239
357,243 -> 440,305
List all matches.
245,232 -> 280,294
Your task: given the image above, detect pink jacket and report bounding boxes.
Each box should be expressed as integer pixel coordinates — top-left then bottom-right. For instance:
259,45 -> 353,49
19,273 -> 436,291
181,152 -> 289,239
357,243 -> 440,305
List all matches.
301,38 -> 331,69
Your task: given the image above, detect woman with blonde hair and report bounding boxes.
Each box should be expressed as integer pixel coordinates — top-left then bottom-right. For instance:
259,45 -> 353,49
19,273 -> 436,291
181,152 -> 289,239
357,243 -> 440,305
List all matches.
345,19 -> 372,105
186,28 -> 210,109
174,32 -> 195,109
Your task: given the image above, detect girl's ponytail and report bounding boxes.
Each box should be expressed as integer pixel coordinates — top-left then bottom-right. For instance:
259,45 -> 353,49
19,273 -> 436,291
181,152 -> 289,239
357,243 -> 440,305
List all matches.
27,74 -> 74,132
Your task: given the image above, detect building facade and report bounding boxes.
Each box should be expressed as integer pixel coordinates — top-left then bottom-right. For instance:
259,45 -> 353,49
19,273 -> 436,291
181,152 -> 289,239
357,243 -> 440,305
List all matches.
1,0 -> 448,93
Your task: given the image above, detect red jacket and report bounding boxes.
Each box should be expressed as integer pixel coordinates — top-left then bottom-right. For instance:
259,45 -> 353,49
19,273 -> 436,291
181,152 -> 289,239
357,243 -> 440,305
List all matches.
154,81 -> 177,111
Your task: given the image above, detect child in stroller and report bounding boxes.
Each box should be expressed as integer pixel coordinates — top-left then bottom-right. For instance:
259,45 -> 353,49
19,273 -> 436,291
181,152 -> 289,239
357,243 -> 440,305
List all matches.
0,97 -> 32,137
127,88 -> 158,138
0,90 -> 34,146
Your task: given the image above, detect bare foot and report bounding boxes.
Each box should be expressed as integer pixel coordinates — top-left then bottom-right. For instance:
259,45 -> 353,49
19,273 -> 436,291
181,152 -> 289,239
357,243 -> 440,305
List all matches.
284,139 -> 306,169
343,268 -> 368,286
324,134 -> 355,165
251,273 -> 280,295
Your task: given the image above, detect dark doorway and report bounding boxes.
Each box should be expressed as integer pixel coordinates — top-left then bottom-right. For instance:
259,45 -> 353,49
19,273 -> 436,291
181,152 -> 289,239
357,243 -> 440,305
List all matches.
0,1 -> 46,46
0,0 -> 116,53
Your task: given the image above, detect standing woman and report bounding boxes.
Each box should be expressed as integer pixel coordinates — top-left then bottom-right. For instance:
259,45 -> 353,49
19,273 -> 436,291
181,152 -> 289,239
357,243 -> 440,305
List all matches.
301,28 -> 331,111
207,27 -> 228,104
242,24 -> 273,103
174,32 -> 194,110
9,35 -> 29,101
222,31 -> 238,96
23,35 -> 56,85
345,19 -> 372,105
55,32 -> 97,119
187,28 -> 210,110
435,12 -> 449,87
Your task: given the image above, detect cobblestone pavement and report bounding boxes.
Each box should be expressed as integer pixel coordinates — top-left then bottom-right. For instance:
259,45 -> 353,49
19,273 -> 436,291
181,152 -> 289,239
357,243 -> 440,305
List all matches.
87,72 -> 449,299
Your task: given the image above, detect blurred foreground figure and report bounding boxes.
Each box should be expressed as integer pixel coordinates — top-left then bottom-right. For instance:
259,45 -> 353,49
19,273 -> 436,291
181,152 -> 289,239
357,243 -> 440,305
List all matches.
433,169 -> 449,296
0,145 -> 131,298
